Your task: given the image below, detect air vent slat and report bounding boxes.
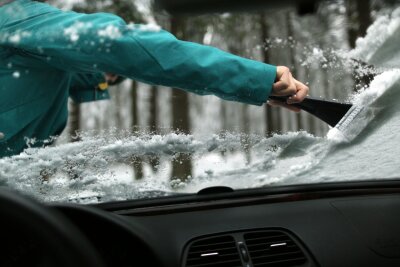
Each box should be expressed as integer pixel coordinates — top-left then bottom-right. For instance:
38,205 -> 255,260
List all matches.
248,245 -> 299,256
185,235 -> 241,267
189,248 -> 239,257
188,252 -> 241,262
244,231 -> 307,267
246,239 -> 293,247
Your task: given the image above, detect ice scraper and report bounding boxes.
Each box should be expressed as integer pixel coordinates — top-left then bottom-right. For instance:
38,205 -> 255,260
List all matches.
268,59 -> 382,129
270,72 -> 398,141
268,95 -> 353,128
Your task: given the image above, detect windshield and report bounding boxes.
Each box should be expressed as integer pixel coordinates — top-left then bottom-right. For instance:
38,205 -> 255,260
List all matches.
0,0 -> 399,204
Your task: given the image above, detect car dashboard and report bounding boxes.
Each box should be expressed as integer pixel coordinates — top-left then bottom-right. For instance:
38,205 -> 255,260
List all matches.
2,180 -> 400,267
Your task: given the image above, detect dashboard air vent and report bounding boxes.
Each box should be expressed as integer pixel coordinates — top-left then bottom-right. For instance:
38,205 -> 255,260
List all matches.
185,235 -> 242,267
244,231 -> 307,267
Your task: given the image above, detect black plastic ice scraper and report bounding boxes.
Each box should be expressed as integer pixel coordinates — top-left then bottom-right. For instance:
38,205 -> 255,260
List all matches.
268,96 -> 353,127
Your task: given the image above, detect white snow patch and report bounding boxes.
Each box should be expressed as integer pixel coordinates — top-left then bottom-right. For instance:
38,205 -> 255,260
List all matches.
12,71 -> 20,78
64,22 -> 88,42
139,23 -> 161,32
350,7 -> 400,68
98,25 -> 122,39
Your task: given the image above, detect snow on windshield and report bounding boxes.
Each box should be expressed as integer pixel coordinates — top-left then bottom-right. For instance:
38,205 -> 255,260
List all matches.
0,5 -> 399,204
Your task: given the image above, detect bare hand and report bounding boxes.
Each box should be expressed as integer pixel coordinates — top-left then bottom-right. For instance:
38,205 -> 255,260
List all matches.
268,66 -> 309,112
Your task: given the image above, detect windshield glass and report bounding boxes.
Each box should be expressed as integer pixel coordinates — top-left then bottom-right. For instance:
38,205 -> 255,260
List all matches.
0,0 -> 399,204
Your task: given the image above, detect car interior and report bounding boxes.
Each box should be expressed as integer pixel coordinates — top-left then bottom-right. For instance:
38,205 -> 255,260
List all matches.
2,180 -> 400,267
1,0 -> 400,266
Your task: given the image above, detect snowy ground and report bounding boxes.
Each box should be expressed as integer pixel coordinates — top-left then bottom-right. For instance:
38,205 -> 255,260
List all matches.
1,7 -> 399,204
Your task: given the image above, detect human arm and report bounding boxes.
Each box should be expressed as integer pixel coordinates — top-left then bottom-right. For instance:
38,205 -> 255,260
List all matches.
0,0 -> 277,106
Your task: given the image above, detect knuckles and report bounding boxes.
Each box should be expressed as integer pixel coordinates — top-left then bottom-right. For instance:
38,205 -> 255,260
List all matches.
274,66 -> 309,100
278,66 -> 290,74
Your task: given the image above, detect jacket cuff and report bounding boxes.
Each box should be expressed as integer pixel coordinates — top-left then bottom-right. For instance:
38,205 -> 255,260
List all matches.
247,63 -> 276,106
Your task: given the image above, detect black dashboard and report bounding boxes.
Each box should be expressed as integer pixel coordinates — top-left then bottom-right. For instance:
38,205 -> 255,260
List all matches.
2,180 -> 400,267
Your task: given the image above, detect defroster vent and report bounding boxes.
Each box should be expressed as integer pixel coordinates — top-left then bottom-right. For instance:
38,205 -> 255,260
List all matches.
185,235 -> 242,267
244,231 -> 307,267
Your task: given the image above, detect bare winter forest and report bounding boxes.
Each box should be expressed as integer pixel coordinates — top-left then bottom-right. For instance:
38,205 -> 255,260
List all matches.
48,0 -> 397,181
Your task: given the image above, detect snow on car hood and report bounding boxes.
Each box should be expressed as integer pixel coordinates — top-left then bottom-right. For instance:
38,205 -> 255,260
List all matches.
0,7 -> 400,204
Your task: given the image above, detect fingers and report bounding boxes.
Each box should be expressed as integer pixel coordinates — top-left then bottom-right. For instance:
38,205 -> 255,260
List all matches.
272,66 -> 297,96
272,81 -> 290,94
288,71 -> 297,95
287,79 -> 309,104
271,66 -> 309,103
268,66 -> 309,112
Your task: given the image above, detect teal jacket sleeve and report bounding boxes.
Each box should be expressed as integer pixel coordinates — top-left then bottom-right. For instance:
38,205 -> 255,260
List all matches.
0,0 -> 277,105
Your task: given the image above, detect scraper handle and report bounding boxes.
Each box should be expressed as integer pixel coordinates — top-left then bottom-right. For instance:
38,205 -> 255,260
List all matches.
268,96 -> 353,127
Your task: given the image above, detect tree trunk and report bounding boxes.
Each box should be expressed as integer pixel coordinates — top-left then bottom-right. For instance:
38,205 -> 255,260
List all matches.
170,16 -> 192,182
356,0 -> 372,41
66,101 -> 81,179
149,85 -> 160,172
240,104 -> 251,163
346,0 -> 373,91
130,80 -> 144,180
149,86 -> 158,133
115,85 -> 123,129
69,101 -> 81,142
259,13 -> 279,136
347,0 -> 371,48
286,12 -> 303,131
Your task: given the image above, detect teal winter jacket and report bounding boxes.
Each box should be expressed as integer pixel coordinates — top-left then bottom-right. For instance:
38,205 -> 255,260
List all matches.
0,0 -> 277,157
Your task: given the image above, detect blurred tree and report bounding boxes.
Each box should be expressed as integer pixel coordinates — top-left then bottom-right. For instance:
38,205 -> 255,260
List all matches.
259,12 -> 281,135
72,0 -> 145,179
149,86 -> 158,133
130,81 -> 144,179
346,0 -> 372,48
69,102 -> 81,142
223,14 -> 253,160
170,16 -> 192,182
149,85 -> 160,172
346,0 -> 374,90
286,11 -> 303,131
73,0 -> 143,23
